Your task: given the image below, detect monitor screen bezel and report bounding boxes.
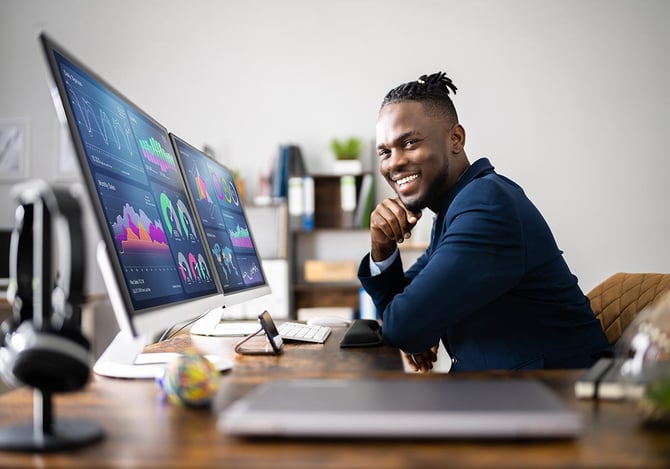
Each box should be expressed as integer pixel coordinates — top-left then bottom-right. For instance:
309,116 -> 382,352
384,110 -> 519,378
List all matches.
39,32 -> 226,339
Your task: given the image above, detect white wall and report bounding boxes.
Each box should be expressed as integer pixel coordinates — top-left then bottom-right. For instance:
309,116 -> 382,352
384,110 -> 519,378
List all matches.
1,0 -> 669,293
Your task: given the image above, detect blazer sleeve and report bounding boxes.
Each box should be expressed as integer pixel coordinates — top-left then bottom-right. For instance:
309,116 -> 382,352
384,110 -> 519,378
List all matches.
361,179 -> 527,354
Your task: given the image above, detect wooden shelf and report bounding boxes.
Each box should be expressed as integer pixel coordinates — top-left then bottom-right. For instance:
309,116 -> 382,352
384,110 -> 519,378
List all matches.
292,283 -> 360,310
311,173 -> 373,229
286,173 -> 377,315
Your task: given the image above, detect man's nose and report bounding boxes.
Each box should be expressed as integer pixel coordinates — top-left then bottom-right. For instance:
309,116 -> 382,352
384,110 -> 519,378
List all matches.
386,149 -> 408,170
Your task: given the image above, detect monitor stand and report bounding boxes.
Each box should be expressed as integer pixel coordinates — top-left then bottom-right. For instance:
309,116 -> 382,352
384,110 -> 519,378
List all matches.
93,330 -> 235,379
93,331 -> 178,379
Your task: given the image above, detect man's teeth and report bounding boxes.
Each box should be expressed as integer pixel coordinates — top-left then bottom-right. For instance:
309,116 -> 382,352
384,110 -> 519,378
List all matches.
397,174 -> 419,185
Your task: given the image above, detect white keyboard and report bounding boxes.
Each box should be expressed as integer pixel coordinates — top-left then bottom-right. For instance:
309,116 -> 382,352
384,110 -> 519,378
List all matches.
277,322 -> 331,344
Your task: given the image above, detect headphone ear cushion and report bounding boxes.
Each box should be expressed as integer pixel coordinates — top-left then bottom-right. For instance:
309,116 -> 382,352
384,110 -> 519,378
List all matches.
0,318 -> 17,346
9,204 -> 34,323
0,344 -> 21,388
0,319 -> 21,387
8,323 -> 91,393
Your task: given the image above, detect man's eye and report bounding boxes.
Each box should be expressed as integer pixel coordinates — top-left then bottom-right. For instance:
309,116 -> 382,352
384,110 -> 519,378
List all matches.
378,149 -> 390,159
404,139 -> 418,148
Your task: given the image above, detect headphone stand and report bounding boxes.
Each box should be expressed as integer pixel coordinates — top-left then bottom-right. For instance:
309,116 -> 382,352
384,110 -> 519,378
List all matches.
0,388 -> 104,451
0,181 -> 105,452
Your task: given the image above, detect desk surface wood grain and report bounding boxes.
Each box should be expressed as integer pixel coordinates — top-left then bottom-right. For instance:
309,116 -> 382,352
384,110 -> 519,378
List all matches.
0,328 -> 669,468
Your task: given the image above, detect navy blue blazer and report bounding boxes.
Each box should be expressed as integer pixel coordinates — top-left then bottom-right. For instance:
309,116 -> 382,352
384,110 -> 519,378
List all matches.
358,158 -> 611,371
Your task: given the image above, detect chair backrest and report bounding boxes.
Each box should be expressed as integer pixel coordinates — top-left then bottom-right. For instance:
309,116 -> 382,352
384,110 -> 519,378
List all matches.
587,272 -> 670,345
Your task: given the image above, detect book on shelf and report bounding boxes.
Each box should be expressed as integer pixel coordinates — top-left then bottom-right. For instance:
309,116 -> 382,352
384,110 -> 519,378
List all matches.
302,176 -> 314,230
340,175 -> 357,212
353,173 -> 374,229
287,175 -> 314,230
288,176 -> 304,216
271,144 -> 306,199
339,175 -> 357,228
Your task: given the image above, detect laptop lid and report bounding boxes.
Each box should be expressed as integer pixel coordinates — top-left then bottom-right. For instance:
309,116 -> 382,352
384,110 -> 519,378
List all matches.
218,378 -> 582,439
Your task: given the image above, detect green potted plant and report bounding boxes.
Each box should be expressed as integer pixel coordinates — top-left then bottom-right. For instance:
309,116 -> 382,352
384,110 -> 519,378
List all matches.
330,137 -> 362,174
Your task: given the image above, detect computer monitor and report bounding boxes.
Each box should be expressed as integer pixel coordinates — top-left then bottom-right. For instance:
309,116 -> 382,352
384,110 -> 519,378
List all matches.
39,33 -> 226,378
170,134 -> 271,335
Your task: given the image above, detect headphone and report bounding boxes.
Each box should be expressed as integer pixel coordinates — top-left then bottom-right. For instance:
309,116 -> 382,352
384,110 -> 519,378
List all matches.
0,180 -> 90,393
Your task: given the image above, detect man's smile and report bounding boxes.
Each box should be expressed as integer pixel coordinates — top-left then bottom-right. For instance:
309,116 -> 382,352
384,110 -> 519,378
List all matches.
395,173 -> 420,186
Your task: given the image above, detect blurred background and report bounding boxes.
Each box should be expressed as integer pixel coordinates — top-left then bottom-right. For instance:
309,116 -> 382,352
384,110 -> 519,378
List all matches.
0,0 -> 668,297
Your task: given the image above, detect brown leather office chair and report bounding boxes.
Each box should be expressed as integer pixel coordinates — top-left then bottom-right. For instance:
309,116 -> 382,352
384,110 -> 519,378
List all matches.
587,272 -> 670,345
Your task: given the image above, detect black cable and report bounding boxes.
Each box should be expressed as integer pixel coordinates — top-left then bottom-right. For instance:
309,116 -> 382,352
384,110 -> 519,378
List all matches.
233,327 -> 264,354
158,312 -> 206,342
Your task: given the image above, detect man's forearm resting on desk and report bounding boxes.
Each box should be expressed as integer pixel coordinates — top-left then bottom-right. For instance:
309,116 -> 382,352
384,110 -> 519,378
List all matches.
368,250 -> 438,373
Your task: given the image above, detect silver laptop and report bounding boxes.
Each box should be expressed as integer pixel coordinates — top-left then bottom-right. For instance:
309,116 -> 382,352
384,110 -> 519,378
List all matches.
218,378 -> 582,439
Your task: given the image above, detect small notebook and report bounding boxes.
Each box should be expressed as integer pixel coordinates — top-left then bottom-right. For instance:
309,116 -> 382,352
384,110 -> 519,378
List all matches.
219,378 -> 582,439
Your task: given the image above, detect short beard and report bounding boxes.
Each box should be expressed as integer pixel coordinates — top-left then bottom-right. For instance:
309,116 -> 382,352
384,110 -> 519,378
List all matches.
394,169 -> 449,213
397,193 -> 426,213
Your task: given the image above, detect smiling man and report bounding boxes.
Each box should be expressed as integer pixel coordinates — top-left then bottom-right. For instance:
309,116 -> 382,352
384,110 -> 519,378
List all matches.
358,72 -> 611,373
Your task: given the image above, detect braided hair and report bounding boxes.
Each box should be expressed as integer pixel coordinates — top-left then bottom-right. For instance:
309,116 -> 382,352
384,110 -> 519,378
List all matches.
381,72 -> 459,123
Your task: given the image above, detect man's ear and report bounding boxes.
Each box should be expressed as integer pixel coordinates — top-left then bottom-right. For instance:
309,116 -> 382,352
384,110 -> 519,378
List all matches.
450,124 -> 466,153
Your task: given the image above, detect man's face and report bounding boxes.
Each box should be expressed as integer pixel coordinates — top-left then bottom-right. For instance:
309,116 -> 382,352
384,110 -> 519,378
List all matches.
376,101 -> 455,212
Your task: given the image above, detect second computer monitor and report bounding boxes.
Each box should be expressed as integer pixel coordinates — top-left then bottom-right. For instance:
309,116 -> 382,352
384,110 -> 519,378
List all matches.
170,134 -> 271,314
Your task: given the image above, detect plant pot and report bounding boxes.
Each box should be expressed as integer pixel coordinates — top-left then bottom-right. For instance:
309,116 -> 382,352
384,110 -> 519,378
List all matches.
333,159 -> 362,175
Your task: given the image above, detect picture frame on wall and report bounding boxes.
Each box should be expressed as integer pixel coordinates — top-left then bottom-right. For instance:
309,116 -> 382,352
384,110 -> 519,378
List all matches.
0,118 -> 29,180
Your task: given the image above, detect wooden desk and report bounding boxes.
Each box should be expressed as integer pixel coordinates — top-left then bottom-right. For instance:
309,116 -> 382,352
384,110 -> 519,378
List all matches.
0,328 -> 668,468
